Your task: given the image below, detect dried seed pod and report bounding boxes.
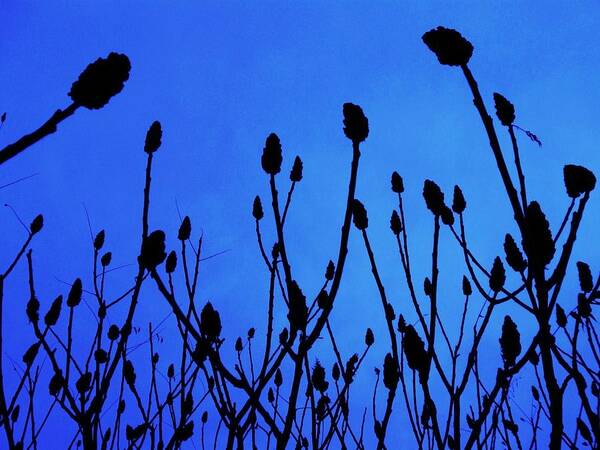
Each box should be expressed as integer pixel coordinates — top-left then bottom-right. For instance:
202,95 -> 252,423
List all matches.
144,121 -> 162,154
462,276 -> 472,296
452,185 -> 466,214
94,349 -> 108,364
49,372 -> 64,397
383,353 -> 399,390
402,325 -> 427,375
202,411 -> 208,423
290,156 -> 303,182
489,257 -> 506,293
139,230 -> 167,269
44,295 -> 63,327
200,302 -> 222,341
342,103 -> 369,143
167,363 -> 175,379
30,214 -> 43,235
531,386 -> 540,402
311,361 -> 329,393
252,196 -> 264,220
352,199 -> 368,230
94,230 -> 105,250
576,261 -> 593,292
504,234 -> 527,272
66,278 -> 83,307
577,418 -> 593,444
365,328 -> 375,346
69,52 -> 131,109
422,26 -> 473,66
391,171 -> 404,193
385,302 -> 396,321
422,179 -> 445,216
279,328 -> 288,345
499,315 -> 521,368
390,210 -> 402,235
493,93 -> 515,127
563,164 -> 596,198
287,280 -> 308,332
440,205 -> 454,225
235,337 -> 243,352
522,202 -> 555,269
22,342 -> 39,365
397,314 -> 407,333
247,327 -> 255,339
261,133 -> 283,175
178,216 -> 191,241
165,250 -> 177,274
344,354 -> 359,384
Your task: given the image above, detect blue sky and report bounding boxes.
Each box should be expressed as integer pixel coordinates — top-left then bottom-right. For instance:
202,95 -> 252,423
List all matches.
1,1 -> 598,447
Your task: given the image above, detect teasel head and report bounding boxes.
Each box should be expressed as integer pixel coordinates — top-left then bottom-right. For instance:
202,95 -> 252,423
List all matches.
422,26 -> 473,67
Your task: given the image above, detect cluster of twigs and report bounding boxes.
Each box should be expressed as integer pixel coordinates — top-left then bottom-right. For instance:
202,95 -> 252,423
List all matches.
0,26 -> 597,450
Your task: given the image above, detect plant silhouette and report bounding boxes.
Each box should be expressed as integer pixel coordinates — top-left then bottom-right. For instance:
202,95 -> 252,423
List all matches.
0,25 -> 598,450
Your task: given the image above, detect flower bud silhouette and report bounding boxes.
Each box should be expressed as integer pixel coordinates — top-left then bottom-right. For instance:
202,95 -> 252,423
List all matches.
344,354 -> 359,384
383,353 -> 399,390
311,361 -> 329,393
124,360 -> 136,387
101,252 -> 112,267
402,325 -> 427,375
397,314 -> 407,333
178,216 -> 191,241
22,343 -> 39,365
235,337 -> 243,352
365,328 -> 374,346
522,202 -> 555,269
30,214 -> 43,235
48,372 -> 64,397
44,295 -> 63,327
66,278 -> 82,308
165,250 -> 177,273
499,315 -> 521,368
274,368 -> 283,387
423,277 -> 432,296
247,327 -> 255,339
261,133 -> 283,175
94,349 -> 108,364
287,280 -> 308,332
342,103 -> 369,143
576,261 -> 593,292
577,293 -> 591,318
504,234 -> 527,272
390,210 -> 402,235
290,156 -> 303,182
462,276 -> 472,296
139,230 -> 167,269
69,52 -> 131,109
555,304 -> 567,328
352,199 -> 368,230
332,363 -> 340,381
489,257 -> 506,293
440,205 -> 454,225
107,324 -> 119,341
94,229 -> 105,250
563,164 -> 596,198
76,372 -> 92,394
26,297 -> 40,324
167,364 -> 175,379
279,328 -> 288,345
202,411 -> 208,424
385,302 -> 396,321
200,302 -> 222,341
422,26 -> 473,66
317,289 -> 331,310
452,185 -> 466,214
325,260 -> 335,280
144,121 -> 162,154
423,179 -> 445,216
531,386 -> 540,402
252,196 -> 264,220
493,93 -> 515,127
391,171 -> 404,193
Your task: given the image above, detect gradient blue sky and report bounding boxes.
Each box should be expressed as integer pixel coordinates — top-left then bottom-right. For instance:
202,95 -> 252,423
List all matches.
1,1 -> 598,447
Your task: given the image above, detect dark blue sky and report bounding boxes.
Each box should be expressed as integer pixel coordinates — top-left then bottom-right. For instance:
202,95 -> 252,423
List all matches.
1,2 -> 598,447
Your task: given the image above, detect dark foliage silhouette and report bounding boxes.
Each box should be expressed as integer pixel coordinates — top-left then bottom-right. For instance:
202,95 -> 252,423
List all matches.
0,25 -> 598,450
